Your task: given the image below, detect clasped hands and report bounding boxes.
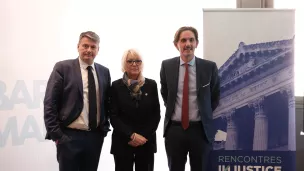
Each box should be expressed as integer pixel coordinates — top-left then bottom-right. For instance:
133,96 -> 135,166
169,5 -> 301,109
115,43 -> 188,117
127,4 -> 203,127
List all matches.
128,133 -> 147,147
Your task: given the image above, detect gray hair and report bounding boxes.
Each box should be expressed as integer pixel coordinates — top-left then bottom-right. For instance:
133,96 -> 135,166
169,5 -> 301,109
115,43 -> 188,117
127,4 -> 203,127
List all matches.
78,31 -> 100,44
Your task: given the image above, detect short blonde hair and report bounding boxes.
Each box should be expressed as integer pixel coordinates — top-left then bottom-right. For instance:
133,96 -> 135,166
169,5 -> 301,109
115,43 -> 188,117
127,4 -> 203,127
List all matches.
121,49 -> 144,73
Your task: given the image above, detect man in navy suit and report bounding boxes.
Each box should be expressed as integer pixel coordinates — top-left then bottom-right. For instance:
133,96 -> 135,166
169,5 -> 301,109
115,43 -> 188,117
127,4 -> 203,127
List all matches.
160,26 -> 220,171
44,31 -> 111,171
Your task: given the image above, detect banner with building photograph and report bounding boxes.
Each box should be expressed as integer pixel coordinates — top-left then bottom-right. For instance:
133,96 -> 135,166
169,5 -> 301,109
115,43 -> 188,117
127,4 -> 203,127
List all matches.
203,9 -> 295,171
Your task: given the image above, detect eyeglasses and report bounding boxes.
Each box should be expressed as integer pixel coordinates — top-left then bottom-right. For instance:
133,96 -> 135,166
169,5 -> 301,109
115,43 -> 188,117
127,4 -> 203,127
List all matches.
127,59 -> 142,65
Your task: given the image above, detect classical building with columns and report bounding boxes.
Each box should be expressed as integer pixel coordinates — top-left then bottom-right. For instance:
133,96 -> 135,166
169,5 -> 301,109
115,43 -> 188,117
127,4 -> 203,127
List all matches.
213,37 -> 295,151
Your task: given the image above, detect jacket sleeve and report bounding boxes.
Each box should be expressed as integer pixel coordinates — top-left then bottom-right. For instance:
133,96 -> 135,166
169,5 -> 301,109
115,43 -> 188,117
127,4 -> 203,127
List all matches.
44,62 -> 64,141
102,68 -> 111,137
210,62 -> 220,111
109,84 -> 134,139
160,61 -> 168,107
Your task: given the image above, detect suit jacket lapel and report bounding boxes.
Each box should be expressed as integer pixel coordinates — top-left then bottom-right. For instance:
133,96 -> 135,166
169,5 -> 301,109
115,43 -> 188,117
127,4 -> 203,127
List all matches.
94,64 -> 104,102
172,57 -> 180,97
195,57 -> 203,95
73,59 -> 83,98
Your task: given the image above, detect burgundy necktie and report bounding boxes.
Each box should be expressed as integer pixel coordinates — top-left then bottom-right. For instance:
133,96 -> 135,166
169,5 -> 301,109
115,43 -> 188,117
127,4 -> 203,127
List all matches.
181,63 -> 189,130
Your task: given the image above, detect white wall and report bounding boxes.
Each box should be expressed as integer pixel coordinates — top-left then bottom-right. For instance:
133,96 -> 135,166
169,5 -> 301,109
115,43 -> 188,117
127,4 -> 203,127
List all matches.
1,0 -> 303,170
275,0 -> 304,97
0,0 -> 236,171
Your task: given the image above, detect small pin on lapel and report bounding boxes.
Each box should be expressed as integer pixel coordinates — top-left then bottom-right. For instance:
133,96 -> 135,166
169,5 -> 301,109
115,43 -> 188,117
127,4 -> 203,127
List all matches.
145,93 -> 148,96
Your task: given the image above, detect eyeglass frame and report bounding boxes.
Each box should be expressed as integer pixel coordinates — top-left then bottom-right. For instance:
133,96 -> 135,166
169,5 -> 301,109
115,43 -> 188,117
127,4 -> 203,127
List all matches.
126,59 -> 142,65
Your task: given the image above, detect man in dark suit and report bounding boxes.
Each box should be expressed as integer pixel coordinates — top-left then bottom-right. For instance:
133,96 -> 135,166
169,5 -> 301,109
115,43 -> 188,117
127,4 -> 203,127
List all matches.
160,26 -> 220,171
44,31 -> 111,171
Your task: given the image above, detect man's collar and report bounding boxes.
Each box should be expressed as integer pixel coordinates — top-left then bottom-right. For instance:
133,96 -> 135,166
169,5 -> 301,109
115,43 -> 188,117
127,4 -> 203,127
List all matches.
180,56 -> 195,66
79,57 -> 95,71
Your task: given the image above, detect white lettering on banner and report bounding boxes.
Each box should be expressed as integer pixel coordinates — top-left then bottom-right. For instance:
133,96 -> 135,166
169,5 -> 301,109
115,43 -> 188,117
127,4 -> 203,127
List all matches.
218,156 -> 282,164
218,165 -> 282,171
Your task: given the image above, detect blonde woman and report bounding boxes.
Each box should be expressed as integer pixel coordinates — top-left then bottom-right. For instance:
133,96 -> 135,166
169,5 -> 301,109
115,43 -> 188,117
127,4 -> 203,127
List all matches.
109,49 -> 161,171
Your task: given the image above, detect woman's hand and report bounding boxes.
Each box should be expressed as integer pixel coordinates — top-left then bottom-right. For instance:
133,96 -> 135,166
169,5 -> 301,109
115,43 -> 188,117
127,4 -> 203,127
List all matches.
128,133 -> 147,147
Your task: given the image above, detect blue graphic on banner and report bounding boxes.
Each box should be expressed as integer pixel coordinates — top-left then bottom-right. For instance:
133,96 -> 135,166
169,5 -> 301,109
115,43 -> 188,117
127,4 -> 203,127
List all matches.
208,37 -> 295,171
0,80 -> 47,148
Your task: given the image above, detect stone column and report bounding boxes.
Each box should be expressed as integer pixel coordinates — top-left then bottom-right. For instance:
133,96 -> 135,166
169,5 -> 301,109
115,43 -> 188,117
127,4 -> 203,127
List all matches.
224,109 -> 238,150
281,84 -> 296,151
250,97 -> 268,151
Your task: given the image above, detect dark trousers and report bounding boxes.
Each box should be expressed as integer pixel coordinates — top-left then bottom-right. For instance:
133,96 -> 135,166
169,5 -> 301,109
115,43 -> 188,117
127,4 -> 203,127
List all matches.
56,128 -> 104,171
165,121 -> 211,171
113,150 -> 154,171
